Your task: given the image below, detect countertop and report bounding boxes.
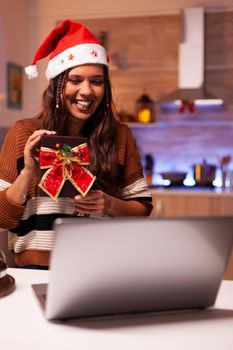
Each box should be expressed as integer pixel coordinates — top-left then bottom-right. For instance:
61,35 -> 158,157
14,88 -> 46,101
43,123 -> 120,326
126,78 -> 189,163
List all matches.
1,268 -> 233,350
150,186 -> 233,197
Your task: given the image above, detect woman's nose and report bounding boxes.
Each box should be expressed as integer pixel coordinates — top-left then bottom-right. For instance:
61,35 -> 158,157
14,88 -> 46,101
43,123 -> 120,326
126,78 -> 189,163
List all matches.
79,81 -> 93,96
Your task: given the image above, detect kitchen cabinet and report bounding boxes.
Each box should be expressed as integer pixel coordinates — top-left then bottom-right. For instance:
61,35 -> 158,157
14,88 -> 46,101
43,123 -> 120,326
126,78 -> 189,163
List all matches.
225,251 -> 233,280
151,189 -> 233,218
151,189 -> 233,280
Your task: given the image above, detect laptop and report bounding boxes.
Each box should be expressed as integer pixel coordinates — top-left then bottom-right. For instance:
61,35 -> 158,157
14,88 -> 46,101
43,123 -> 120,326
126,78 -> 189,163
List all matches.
32,217 -> 233,321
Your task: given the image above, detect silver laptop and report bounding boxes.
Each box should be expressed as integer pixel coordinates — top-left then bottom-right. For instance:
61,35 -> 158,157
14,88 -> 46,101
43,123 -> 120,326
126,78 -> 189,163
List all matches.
32,217 -> 233,321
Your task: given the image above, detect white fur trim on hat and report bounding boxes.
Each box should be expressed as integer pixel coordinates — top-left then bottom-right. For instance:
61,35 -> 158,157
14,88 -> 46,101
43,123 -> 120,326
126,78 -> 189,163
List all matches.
46,43 -> 108,80
25,65 -> 39,79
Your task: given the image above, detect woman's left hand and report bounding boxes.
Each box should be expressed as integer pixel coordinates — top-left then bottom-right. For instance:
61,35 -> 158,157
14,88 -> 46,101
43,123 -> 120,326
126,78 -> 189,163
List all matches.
74,190 -> 112,216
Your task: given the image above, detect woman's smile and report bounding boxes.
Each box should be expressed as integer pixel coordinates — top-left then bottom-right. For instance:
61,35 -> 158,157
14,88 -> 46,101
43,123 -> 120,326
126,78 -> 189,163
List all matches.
63,64 -> 105,121
74,99 -> 93,112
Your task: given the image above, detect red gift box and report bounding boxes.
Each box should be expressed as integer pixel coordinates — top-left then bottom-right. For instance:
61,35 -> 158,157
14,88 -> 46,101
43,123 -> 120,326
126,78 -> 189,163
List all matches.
38,135 -> 96,201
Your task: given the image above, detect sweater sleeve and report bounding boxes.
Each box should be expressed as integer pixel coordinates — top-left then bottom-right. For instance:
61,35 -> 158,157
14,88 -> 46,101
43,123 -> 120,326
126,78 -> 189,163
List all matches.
117,124 -> 153,215
0,123 -> 26,229
116,125 -> 143,185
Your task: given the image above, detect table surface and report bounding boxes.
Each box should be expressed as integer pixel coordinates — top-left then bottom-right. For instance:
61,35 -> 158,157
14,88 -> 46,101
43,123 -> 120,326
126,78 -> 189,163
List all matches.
1,268 -> 233,350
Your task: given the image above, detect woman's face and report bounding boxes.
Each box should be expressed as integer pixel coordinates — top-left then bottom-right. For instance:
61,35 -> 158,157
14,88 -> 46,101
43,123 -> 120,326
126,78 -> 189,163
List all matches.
63,64 -> 105,121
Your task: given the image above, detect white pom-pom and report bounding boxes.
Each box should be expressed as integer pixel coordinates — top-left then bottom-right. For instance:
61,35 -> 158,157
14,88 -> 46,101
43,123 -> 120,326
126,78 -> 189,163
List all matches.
25,65 -> 38,79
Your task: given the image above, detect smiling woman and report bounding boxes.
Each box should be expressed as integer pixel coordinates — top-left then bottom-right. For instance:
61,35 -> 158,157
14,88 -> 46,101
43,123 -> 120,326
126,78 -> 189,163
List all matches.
63,64 -> 105,131
0,19 -> 153,269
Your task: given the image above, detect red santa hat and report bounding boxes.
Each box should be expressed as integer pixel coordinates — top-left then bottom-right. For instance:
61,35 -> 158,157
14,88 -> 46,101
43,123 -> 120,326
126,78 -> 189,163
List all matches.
25,19 -> 108,80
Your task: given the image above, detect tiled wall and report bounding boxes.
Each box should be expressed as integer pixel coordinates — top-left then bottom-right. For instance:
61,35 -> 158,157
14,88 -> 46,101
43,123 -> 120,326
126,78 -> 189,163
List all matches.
131,112 -> 233,186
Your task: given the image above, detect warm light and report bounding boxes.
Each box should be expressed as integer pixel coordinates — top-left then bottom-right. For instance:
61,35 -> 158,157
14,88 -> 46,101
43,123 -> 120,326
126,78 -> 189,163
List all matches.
138,108 -> 151,123
136,93 -> 155,123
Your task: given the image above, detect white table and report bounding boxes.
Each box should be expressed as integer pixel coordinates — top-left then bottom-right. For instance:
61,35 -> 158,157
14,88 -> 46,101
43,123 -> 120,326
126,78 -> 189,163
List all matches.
1,268 -> 233,350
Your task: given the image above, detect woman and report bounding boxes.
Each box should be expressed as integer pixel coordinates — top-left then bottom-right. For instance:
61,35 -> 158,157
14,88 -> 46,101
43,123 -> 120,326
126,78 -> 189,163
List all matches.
0,20 -> 153,268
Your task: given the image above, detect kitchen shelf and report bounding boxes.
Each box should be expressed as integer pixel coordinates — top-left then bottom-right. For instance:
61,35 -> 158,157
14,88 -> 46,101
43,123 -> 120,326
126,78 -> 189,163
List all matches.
126,122 -> 159,128
126,120 -> 233,127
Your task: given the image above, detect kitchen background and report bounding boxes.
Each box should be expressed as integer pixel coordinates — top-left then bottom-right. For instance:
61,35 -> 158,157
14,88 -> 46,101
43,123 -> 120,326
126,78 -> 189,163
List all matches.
0,0 -> 233,187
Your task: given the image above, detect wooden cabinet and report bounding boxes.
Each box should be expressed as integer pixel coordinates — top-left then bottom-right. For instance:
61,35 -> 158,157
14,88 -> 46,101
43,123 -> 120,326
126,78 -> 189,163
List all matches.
151,189 -> 233,280
152,192 -> 210,218
151,190 -> 233,218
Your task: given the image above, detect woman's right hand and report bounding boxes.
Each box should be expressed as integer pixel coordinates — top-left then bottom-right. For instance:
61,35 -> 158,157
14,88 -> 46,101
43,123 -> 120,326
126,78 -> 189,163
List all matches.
23,129 -> 56,178
6,130 -> 56,206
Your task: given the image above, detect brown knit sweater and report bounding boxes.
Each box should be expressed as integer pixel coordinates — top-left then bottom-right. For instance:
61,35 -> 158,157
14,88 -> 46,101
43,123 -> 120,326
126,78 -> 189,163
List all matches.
0,118 -> 152,266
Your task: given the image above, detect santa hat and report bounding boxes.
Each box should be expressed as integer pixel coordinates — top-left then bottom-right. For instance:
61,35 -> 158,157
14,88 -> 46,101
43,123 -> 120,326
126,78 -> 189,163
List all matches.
25,19 -> 108,80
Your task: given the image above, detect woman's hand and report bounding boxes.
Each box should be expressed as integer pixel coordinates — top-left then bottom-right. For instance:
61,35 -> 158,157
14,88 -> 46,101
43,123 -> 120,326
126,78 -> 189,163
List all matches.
74,190 -> 112,216
24,129 -> 56,178
6,129 -> 56,206
74,189 -> 148,217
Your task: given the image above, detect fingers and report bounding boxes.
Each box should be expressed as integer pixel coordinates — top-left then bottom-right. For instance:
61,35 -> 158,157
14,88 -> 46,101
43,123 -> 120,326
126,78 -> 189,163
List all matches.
24,130 -> 56,175
74,190 -> 106,215
25,134 -> 42,152
75,190 -> 103,202
25,130 -> 56,156
26,130 -> 56,148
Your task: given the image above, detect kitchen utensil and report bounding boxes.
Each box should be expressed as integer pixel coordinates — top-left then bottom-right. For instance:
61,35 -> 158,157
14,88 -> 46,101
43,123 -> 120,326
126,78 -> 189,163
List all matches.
145,154 -> 154,185
160,171 -> 187,185
220,155 -> 231,189
193,160 -> 216,186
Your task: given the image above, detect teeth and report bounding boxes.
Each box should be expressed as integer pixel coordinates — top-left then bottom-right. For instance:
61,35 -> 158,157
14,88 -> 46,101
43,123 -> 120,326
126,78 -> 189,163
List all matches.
77,100 -> 91,107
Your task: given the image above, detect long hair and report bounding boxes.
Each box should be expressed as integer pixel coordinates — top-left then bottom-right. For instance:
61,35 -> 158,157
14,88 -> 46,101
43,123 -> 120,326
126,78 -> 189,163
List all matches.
37,66 -> 122,197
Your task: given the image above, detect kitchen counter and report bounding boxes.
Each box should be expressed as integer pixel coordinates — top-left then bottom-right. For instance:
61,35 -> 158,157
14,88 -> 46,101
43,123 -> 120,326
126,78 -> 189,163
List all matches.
150,187 -> 233,197
151,186 -> 233,218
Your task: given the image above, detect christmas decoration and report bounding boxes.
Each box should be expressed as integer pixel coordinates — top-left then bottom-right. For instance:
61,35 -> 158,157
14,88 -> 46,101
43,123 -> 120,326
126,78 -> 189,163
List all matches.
39,141 -> 96,201
25,19 -> 108,80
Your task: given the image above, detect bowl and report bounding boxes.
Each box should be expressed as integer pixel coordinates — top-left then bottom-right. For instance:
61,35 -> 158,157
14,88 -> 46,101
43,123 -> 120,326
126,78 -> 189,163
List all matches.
160,172 -> 187,185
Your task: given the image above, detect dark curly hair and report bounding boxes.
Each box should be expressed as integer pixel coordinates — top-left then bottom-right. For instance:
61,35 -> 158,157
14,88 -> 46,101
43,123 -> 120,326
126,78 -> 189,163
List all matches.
37,65 -> 122,197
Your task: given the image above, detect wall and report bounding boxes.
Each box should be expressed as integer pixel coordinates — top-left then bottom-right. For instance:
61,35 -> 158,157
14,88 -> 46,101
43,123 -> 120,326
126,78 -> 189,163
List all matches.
82,15 -> 180,116
0,0 -> 29,127
132,119 -> 233,186
81,11 -> 233,117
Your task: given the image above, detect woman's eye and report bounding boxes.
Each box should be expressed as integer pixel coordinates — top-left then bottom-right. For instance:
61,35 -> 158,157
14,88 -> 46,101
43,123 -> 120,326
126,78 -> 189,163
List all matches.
68,79 -> 82,84
92,79 -> 103,85
67,77 -> 104,85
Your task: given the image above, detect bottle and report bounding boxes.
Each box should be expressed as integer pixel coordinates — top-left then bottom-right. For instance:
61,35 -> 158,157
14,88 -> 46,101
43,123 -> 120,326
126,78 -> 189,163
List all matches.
144,154 -> 154,186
